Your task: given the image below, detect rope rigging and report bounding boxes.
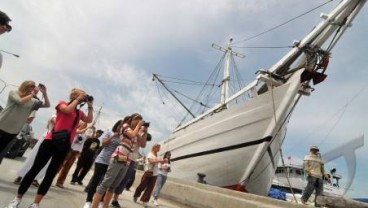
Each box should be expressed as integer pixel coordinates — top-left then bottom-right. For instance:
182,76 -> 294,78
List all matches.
231,0 -> 334,46
153,49 -> 250,126
179,53 -> 226,125
285,85 -> 367,155
232,46 -> 293,49
156,74 -> 216,86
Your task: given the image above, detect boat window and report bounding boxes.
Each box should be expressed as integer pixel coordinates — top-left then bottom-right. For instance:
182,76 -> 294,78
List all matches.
276,168 -> 284,174
295,169 -> 303,175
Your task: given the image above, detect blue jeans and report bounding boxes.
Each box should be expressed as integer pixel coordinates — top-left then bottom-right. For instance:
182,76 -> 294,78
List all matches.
301,176 -> 323,206
153,174 -> 167,200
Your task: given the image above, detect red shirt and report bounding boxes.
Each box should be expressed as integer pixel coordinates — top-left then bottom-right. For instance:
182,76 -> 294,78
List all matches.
45,101 -> 85,143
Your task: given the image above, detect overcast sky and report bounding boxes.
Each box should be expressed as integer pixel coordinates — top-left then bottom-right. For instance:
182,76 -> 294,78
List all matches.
1,0 -> 367,198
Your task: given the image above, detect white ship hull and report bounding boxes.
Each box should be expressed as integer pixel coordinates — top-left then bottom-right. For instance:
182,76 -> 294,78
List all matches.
158,0 -> 366,197
161,72 -> 303,196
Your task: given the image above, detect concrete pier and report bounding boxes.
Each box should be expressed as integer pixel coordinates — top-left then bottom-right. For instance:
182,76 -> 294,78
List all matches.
135,172 -> 307,208
0,150 -> 309,208
0,154 -> 187,208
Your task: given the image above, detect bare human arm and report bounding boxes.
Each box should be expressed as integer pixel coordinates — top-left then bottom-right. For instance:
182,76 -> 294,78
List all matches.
58,92 -> 85,114
76,125 -> 88,134
81,100 -> 93,124
136,127 -> 148,148
101,131 -> 119,147
124,120 -> 144,139
38,85 -> 50,108
147,156 -> 165,164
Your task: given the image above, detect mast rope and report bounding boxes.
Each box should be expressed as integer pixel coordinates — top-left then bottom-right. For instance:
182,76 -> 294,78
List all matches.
279,148 -> 299,203
267,71 -> 297,201
326,19 -> 345,52
232,46 -> 293,49
156,74 -> 215,86
155,80 -> 166,104
232,0 -> 334,45
155,79 -> 188,121
173,89 -> 211,108
286,85 -> 366,154
317,86 -> 366,147
230,55 -> 248,102
178,53 -> 226,125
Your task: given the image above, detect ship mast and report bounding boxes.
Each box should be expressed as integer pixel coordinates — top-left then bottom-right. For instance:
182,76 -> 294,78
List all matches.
212,38 -> 245,106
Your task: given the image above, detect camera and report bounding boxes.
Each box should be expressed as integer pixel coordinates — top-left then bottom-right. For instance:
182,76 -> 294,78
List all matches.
38,83 -> 45,88
146,133 -> 152,141
77,135 -> 83,142
83,95 -> 94,102
143,122 -> 150,127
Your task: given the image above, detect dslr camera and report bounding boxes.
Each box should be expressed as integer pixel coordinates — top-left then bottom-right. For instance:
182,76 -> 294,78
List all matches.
38,83 -> 46,89
83,95 -> 94,102
142,121 -> 150,127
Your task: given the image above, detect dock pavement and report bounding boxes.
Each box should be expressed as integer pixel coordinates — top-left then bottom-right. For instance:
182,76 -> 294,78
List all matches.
0,150 -> 189,208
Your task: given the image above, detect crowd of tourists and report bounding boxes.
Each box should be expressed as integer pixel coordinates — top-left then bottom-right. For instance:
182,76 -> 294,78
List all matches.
0,10 -> 172,208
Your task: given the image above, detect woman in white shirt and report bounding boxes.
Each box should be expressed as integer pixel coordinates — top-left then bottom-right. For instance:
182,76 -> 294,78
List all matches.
152,151 -> 171,206
133,143 -> 165,207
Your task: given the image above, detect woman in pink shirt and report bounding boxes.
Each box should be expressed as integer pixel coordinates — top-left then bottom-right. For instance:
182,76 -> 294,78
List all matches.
6,88 -> 93,208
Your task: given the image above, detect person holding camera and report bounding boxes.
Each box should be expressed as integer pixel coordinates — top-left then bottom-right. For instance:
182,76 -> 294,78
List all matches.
133,143 -> 166,207
55,121 -> 88,188
83,119 -> 126,208
0,81 -> 50,164
90,113 -> 146,208
110,114 -> 149,208
6,88 -> 93,208
0,10 -> 12,35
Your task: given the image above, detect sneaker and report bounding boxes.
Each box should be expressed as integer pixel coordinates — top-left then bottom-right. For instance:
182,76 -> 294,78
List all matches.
133,197 -> 138,203
82,202 -> 91,208
27,203 -> 39,208
98,202 -> 103,208
77,181 -> 83,186
5,198 -> 21,208
153,199 -> 159,206
70,181 -> 76,185
13,177 -> 22,185
32,180 -> 40,187
55,184 -> 64,188
142,202 -> 148,208
111,200 -> 121,208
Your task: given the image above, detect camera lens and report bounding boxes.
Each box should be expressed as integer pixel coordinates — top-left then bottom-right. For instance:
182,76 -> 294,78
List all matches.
86,95 -> 94,102
143,122 -> 150,127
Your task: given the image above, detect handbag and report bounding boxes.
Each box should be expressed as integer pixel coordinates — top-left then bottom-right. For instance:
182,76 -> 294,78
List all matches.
113,145 -> 129,163
52,110 -> 79,151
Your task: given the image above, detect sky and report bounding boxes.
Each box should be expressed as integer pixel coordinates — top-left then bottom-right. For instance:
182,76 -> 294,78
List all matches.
0,0 -> 367,198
